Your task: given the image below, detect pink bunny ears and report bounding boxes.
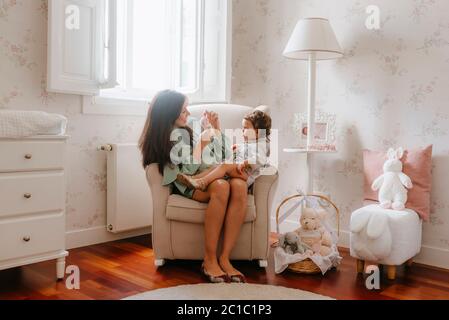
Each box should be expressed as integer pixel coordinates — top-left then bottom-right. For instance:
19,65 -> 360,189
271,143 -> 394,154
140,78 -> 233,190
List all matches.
387,147 -> 404,160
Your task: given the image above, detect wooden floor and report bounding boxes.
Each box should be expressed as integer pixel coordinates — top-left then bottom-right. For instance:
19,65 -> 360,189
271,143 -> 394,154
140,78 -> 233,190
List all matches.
1,235 -> 449,300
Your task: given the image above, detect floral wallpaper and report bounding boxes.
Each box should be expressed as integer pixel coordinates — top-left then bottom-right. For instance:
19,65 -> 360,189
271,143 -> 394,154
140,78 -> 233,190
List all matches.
231,0 -> 449,257
0,0 -> 145,231
1,0 -> 448,264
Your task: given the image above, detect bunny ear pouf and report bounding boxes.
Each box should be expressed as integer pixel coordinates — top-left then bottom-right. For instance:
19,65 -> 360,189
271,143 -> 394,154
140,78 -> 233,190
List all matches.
350,147 -> 423,280
371,147 -> 413,210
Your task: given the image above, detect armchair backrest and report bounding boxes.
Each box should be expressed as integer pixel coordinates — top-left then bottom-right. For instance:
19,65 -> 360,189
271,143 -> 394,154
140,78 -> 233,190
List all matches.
188,104 -> 270,132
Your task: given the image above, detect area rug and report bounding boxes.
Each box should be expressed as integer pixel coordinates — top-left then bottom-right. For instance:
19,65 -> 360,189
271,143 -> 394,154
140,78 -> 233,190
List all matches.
124,283 -> 334,300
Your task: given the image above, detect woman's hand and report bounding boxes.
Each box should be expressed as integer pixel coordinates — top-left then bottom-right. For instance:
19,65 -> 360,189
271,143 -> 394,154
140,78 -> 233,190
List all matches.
237,160 -> 251,174
200,128 -> 220,142
205,111 -> 221,131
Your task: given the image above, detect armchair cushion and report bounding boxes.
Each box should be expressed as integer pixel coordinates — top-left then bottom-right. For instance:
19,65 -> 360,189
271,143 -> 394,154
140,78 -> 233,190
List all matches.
166,194 -> 256,224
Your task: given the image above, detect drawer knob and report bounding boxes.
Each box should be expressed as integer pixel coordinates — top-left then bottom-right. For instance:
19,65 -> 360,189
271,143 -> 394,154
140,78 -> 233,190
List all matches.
23,236 -> 31,242
24,193 -> 32,199
24,154 -> 33,160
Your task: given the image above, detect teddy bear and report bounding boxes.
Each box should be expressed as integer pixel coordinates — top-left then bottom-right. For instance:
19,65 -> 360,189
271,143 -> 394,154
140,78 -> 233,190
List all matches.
278,231 -> 311,255
371,147 -> 413,211
294,207 -> 333,256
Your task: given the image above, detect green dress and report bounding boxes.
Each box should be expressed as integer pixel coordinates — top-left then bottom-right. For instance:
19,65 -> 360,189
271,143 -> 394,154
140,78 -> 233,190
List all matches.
161,118 -> 232,199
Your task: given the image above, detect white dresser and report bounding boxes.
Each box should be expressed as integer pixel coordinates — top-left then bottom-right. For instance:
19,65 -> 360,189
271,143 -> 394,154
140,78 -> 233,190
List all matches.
0,135 -> 68,280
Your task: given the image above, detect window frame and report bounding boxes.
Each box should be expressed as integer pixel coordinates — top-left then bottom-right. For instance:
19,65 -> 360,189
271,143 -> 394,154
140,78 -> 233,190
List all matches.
83,0 -> 232,116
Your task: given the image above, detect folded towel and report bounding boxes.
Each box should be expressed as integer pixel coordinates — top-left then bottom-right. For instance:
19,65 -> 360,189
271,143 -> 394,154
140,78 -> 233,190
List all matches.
0,110 -> 68,138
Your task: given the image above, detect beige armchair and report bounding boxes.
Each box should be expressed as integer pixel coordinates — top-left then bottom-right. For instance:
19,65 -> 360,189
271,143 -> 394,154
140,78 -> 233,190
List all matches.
145,104 -> 278,268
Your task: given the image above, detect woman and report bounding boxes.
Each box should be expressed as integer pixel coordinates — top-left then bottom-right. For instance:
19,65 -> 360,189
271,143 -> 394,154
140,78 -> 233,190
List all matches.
139,90 -> 248,283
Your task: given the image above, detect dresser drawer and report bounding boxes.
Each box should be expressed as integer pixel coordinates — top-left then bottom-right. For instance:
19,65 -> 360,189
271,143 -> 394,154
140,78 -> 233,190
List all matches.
0,172 -> 65,218
0,214 -> 65,261
0,140 -> 66,172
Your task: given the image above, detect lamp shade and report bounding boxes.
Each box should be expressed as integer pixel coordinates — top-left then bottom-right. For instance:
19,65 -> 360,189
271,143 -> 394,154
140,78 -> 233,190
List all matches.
283,18 -> 343,60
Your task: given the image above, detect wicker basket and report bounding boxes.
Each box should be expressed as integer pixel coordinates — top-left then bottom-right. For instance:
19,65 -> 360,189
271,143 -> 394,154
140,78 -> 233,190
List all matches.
276,194 -> 340,275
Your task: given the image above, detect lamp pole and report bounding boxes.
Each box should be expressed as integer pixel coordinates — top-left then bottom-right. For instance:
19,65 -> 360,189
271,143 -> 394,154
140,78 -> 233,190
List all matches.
307,52 -> 316,149
306,52 -> 317,194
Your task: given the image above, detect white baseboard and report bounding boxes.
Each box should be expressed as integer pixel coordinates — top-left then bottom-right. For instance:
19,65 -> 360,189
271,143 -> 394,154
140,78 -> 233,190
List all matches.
414,245 -> 449,270
270,218 -> 449,270
337,230 -> 350,247
66,225 -> 152,250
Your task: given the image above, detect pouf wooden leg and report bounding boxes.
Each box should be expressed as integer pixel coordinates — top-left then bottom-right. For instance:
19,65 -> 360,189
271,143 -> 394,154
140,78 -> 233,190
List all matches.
357,259 -> 365,273
406,258 -> 413,267
387,265 -> 396,280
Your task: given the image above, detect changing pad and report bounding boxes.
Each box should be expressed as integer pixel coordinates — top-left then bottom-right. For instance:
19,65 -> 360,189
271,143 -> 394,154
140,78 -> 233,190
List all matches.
0,110 -> 68,138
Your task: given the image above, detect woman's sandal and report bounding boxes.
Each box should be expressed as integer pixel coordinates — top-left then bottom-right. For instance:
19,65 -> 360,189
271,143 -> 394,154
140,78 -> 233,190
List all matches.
218,262 -> 247,283
228,273 -> 247,283
177,174 -> 207,191
200,264 -> 230,283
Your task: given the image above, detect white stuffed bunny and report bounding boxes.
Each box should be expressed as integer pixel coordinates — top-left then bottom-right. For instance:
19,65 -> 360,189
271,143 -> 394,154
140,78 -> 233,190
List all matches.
371,147 -> 413,210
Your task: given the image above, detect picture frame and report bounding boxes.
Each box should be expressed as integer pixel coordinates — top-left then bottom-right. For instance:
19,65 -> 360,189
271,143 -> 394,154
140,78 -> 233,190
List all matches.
292,110 -> 337,151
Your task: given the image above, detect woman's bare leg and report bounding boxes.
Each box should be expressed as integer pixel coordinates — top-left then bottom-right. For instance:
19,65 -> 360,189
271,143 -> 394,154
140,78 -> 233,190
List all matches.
192,179 -> 230,277
219,178 -> 248,277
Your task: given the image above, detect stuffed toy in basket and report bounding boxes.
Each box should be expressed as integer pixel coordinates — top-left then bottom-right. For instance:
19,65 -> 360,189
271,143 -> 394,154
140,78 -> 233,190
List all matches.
274,194 -> 342,275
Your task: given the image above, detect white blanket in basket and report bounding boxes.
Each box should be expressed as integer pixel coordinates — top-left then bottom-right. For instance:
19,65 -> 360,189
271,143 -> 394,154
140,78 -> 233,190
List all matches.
0,110 -> 68,138
274,244 -> 342,275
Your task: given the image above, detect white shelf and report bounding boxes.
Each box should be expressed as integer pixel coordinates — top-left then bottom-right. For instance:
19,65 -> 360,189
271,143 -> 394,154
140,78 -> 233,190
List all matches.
283,148 -> 338,154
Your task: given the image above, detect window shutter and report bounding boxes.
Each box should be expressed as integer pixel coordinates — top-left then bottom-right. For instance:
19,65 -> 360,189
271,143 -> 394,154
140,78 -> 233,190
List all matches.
47,0 -> 117,95
99,0 -> 118,89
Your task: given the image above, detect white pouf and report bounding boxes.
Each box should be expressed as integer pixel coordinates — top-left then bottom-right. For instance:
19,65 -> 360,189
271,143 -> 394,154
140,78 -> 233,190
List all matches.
349,204 -> 422,279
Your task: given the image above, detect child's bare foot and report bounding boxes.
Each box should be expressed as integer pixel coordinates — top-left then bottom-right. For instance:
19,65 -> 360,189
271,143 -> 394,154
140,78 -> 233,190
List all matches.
177,173 -> 207,191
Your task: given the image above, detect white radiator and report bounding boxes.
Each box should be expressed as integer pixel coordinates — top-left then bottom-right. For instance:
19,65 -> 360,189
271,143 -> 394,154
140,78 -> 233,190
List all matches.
101,143 -> 152,233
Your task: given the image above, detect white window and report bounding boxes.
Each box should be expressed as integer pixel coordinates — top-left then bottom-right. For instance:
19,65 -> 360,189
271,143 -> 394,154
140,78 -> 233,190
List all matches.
47,0 -> 231,115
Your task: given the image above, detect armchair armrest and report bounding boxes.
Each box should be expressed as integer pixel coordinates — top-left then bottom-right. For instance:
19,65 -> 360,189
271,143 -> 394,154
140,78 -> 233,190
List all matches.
252,167 -> 279,259
254,166 -> 278,197
145,164 -> 174,259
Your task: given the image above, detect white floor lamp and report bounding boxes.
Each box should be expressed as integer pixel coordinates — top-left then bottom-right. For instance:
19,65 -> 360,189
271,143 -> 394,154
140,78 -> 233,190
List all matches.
283,18 -> 343,194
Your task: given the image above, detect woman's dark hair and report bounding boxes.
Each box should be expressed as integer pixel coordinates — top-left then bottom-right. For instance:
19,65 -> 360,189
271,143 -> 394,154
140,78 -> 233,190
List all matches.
244,110 -> 272,141
139,90 -> 192,174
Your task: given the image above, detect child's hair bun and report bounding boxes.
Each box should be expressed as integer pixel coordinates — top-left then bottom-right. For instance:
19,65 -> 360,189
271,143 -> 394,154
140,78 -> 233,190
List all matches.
244,110 -> 272,139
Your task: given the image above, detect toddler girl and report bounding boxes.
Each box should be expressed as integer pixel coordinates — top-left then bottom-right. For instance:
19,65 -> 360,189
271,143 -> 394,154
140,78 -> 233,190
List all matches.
177,110 -> 272,191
